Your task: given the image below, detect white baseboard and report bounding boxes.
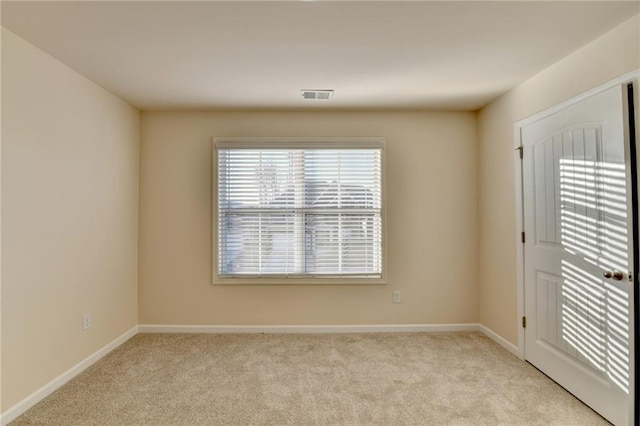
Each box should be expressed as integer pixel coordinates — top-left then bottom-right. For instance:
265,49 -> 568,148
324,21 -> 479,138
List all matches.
478,324 -> 520,357
0,322 -> 522,425
139,324 -> 521,358
1,326 -> 138,426
138,323 -> 480,334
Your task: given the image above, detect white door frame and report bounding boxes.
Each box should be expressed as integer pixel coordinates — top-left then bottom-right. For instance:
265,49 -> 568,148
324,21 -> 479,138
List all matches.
513,70 -> 639,422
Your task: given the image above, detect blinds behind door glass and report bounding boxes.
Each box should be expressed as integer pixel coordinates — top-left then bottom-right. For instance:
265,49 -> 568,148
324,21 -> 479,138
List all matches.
218,147 -> 382,277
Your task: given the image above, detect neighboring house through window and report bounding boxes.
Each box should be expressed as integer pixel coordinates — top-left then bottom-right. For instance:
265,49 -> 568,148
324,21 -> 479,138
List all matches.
213,138 -> 385,283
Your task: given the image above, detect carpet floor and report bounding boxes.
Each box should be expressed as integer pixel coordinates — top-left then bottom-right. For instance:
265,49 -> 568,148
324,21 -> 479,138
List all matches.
11,332 -> 608,425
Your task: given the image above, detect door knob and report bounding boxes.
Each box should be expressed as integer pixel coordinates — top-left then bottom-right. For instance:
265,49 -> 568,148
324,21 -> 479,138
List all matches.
603,270 -> 625,281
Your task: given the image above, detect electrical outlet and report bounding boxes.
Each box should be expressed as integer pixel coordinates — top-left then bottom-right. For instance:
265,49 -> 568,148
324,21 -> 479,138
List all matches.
393,291 -> 401,304
82,314 -> 92,331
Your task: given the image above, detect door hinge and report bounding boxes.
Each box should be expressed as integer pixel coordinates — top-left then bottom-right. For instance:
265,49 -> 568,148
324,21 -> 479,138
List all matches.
522,316 -> 527,328
521,232 -> 525,243
516,145 -> 523,159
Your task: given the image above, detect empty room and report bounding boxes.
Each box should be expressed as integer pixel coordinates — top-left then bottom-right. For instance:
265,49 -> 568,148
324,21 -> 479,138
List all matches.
1,1 -> 639,425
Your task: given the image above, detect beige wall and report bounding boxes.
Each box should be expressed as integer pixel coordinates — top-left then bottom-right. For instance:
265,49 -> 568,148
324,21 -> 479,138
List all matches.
139,111 -> 477,326
1,29 -> 139,410
477,15 -> 640,344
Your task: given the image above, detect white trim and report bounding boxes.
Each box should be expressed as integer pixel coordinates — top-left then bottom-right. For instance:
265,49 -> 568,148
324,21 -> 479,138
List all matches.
513,125 -> 526,361
514,72 -> 639,424
139,323 -> 521,358
213,137 -> 385,150
622,78 -> 639,426
478,324 -> 520,357
138,323 -> 479,334
513,70 -> 640,366
1,326 -> 138,426
0,322 -> 522,425
211,136 -> 388,286
515,70 -> 639,128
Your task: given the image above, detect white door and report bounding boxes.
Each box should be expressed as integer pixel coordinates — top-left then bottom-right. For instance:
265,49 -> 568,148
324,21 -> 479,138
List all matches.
522,84 -> 633,426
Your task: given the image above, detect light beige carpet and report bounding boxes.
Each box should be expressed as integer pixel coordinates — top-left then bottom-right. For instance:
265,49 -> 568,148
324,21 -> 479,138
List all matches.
11,332 -> 608,425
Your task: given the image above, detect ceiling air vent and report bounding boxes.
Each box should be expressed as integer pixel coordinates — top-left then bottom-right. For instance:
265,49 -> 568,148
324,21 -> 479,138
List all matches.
301,90 -> 334,100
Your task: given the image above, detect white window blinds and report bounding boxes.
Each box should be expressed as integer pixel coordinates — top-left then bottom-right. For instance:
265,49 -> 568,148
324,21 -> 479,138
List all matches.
216,140 -> 383,278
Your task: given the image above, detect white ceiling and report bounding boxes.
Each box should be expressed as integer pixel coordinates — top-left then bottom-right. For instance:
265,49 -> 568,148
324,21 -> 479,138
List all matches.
2,1 -> 638,111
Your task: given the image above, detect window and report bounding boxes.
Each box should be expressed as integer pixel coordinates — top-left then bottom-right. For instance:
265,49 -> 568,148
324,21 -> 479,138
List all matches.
214,138 -> 384,283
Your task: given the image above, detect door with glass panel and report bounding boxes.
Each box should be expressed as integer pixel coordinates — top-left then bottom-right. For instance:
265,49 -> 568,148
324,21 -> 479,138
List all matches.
521,84 -> 634,426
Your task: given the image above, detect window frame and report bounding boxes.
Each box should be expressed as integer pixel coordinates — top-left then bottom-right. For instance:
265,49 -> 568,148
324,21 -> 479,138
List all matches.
212,137 -> 387,285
